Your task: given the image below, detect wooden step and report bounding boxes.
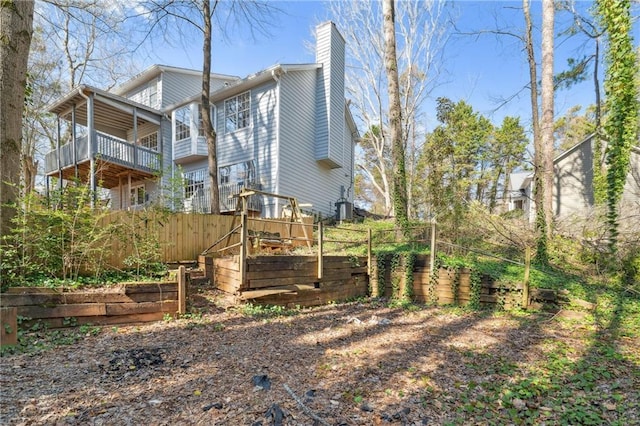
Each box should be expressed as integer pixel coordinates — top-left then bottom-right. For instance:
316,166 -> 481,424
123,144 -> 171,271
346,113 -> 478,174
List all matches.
238,284 -> 318,300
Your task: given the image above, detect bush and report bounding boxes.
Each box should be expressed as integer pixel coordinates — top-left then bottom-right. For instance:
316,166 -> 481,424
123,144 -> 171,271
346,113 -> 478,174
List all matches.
1,185 -> 116,285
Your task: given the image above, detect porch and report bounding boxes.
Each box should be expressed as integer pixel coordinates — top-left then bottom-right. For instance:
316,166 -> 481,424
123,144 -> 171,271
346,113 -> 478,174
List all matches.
44,84 -> 164,191
44,132 -> 161,189
185,181 -> 263,214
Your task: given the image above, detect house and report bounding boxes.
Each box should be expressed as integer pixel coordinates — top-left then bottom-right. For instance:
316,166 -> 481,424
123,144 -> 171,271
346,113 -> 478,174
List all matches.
508,134 -> 640,223
43,21 -> 358,220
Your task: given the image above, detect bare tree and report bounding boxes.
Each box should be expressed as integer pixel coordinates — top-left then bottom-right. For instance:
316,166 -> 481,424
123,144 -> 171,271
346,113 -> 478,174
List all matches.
132,0 -> 278,214
382,0 -> 409,235
21,0 -> 139,195
1,0 -> 34,237
539,0 -> 555,252
329,0 -> 449,217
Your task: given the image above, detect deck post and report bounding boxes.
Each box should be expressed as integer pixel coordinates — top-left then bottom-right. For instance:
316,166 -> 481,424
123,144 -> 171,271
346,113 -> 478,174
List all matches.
87,93 -> 96,206
72,104 -> 78,179
133,108 -> 138,168
317,222 -> 323,279
178,265 -> 187,315
56,116 -> 62,191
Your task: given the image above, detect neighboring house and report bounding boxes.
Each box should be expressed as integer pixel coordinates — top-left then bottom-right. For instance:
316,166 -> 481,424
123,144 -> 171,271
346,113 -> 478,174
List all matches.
44,21 -> 358,220
507,134 -> 640,223
504,171 -> 534,222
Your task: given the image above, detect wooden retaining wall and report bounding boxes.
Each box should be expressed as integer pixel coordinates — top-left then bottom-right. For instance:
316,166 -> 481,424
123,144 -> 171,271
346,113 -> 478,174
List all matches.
0,282 -> 180,329
212,255 -> 369,307
371,255 -> 524,309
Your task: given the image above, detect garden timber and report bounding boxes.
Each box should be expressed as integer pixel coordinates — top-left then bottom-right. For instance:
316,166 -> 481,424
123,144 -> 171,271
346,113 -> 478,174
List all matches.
203,254 -> 534,309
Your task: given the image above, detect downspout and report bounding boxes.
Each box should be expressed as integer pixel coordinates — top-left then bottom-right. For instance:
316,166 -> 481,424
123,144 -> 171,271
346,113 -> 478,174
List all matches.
271,68 -> 282,218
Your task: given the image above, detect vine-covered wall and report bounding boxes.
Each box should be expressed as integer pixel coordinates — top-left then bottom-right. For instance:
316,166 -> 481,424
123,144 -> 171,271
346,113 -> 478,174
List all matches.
371,254 -> 524,309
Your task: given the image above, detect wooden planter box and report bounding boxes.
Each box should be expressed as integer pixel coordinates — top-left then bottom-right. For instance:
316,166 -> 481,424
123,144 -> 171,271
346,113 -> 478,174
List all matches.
0,282 -> 180,329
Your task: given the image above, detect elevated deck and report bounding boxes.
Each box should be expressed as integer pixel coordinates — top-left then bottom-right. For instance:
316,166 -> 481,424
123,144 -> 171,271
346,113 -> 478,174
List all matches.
44,133 -> 161,189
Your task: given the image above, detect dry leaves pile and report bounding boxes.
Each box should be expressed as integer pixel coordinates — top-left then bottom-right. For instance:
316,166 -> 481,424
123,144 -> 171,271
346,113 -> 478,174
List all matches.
1,292 -> 638,425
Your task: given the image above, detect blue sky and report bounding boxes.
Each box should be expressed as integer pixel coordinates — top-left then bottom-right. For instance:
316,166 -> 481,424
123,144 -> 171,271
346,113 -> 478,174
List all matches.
144,0 -> 636,133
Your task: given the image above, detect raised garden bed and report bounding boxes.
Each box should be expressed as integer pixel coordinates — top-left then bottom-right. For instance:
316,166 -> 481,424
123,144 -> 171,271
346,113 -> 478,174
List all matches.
1,282 -> 181,331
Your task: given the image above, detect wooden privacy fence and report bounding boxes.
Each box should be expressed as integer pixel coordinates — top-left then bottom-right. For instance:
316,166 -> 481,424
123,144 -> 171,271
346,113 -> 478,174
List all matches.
101,212 -> 311,269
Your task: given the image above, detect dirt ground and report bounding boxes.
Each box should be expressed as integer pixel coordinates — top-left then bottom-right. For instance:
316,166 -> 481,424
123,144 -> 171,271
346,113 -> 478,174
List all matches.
1,289 -> 638,426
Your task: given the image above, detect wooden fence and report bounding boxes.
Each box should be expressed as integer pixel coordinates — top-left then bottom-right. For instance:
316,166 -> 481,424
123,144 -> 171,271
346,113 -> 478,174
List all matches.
101,212 -> 311,269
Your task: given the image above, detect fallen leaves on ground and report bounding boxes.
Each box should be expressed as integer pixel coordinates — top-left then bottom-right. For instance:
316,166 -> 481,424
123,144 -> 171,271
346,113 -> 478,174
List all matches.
1,294 -> 638,425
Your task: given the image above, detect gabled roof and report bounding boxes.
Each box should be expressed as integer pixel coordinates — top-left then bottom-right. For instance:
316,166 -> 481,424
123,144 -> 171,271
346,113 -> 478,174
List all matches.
510,171 -> 533,191
554,133 -> 595,164
166,63 -> 322,111
112,64 -> 240,96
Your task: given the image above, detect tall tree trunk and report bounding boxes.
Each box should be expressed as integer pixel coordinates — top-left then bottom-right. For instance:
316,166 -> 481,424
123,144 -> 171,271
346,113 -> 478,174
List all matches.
382,0 -> 409,237
0,0 -> 34,238
541,0 -> 555,238
523,0 -> 546,262
202,0 -> 220,214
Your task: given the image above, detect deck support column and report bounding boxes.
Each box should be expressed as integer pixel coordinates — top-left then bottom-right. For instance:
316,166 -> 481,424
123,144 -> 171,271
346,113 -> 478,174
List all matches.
127,173 -> 132,210
86,92 -> 96,207
56,115 -> 62,191
118,175 -> 123,210
133,108 -> 138,168
72,104 -> 78,180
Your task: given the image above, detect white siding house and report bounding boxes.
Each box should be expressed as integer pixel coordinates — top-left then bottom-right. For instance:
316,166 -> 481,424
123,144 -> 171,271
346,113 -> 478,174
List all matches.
44,21 -> 358,220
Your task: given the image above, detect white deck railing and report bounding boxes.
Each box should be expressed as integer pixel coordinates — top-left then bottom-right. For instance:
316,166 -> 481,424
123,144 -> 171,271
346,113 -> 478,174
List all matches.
44,132 -> 161,175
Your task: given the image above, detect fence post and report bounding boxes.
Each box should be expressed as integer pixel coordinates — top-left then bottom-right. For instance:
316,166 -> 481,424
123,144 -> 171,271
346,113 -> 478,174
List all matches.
367,228 -> 372,278
1,307 -> 18,347
317,222 -> 323,280
178,265 -> 187,315
523,247 -> 531,308
239,198 -> 248,289
429,219 -> 437,277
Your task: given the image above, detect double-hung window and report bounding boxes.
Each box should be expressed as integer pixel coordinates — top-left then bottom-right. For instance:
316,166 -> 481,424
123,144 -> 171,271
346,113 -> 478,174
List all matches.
224,91 -> 250,133
130,185 -> 145,207
184,168 -> 207,199
175,106 -> 191,141
139,132 -> 158,151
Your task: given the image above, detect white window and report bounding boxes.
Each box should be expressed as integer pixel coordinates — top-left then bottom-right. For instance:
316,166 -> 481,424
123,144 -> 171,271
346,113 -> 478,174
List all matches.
139,132 -> 158,151
148,82 -> 158,108
130,185 -> 146,206
219,160 -> 256,186
175,106 -> 191,141
184,168 -> 207,199
224,91 -> 250,133
129,78 -> 159,109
